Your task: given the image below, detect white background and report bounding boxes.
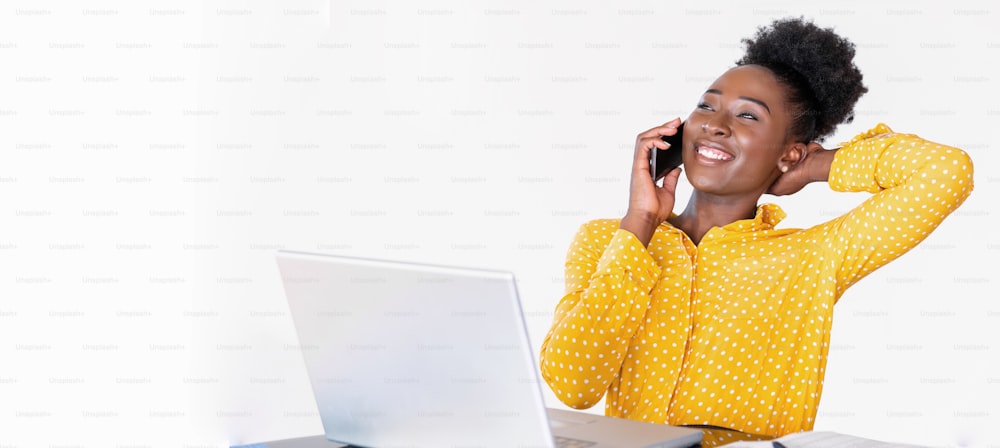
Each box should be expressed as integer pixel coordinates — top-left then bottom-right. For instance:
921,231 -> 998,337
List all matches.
1,1 -> 998,447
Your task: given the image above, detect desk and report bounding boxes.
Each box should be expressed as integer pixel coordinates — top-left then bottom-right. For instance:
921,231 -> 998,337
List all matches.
231,435 -> 338,448
232,427 -> 774,448
697,426 -> 775,447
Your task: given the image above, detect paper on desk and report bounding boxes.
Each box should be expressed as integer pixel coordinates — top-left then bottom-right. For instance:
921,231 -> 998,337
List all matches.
722,431 -> 934,448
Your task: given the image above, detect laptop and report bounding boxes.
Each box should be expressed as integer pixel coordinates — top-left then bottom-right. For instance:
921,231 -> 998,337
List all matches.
272,251 -> 703,448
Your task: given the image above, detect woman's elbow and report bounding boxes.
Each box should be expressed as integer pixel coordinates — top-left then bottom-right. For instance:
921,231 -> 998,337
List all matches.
944,145 -> 975,203
540,364 -> 604,410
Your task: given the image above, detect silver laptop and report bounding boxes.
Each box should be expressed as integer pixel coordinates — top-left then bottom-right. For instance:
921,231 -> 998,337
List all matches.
275,251 -> 703,448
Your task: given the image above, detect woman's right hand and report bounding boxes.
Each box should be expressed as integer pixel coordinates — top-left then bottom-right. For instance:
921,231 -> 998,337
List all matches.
620,118 -> 684,246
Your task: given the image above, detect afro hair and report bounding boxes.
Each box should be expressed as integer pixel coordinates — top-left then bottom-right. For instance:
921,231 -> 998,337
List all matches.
737,17 -> 868,142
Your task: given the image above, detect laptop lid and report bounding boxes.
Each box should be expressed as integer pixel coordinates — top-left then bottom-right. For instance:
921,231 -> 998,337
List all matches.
276,251 -> 555,448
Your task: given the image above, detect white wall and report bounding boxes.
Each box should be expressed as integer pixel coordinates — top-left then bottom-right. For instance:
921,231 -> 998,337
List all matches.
1,1 -> 997,447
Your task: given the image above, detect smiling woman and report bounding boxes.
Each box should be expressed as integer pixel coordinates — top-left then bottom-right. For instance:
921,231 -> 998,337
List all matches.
538,17 -> 974,444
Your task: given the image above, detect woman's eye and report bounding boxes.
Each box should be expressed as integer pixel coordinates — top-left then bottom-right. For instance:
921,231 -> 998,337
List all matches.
738,112 -> 758,120
697,102 -> 713,111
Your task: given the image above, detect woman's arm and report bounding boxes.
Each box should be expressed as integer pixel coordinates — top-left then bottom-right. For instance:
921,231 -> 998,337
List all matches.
539,121 -> 683,408
538,220 -> 662,409
797,123 -> 974,292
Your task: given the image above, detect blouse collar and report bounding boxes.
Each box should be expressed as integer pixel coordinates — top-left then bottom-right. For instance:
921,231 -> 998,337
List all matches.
719,203 -> 786,233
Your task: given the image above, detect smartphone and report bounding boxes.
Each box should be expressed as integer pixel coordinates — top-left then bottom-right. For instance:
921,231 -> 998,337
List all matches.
649,122 -> 684,180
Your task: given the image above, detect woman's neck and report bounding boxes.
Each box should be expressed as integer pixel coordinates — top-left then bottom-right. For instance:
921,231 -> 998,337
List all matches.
667,192 -> 760,245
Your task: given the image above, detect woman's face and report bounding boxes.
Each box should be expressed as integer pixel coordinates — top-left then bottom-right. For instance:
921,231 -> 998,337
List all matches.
681,64 -> 799,198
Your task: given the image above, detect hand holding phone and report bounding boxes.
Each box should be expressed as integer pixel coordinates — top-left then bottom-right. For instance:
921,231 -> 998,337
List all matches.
624,120 -> 683,247
649,122 -> 684,180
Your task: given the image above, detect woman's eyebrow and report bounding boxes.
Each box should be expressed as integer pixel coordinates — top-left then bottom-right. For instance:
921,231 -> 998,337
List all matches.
704,89 -> 772,114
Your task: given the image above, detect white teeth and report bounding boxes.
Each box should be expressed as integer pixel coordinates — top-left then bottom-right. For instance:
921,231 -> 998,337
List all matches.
697,146 -> 732,161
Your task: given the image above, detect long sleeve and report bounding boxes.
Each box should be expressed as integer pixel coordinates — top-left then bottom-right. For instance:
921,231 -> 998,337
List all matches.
816,123 -> 975,295
539,220 -> 662,409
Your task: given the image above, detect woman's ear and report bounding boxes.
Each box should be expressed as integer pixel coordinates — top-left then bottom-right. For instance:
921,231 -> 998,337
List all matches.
778,142 -> 807,173
778,142 -> 823,173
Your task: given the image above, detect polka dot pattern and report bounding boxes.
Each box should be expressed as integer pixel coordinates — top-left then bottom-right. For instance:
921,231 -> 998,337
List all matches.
538,124 -> 974,437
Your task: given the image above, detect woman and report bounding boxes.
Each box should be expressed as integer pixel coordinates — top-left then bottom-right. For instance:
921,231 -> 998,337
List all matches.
538,17 -> 974,442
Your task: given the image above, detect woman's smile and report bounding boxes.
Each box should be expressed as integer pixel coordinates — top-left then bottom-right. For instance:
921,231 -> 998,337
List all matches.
693,141 -> 735,163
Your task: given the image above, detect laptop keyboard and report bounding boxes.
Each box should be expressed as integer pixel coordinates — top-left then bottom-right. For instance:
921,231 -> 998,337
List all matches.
554,436 -> 597,448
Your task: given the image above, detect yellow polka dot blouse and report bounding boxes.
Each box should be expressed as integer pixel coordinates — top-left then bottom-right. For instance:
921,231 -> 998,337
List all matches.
539,124 -> 974,437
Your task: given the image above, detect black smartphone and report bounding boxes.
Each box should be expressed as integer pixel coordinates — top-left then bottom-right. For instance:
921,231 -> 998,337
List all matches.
649,122 -> 684,180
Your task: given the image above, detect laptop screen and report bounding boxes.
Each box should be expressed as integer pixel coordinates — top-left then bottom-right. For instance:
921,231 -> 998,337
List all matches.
276,251 -> 555,448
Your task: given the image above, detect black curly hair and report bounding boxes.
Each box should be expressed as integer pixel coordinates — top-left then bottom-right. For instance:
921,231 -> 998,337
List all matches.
736,17 -> 868,142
